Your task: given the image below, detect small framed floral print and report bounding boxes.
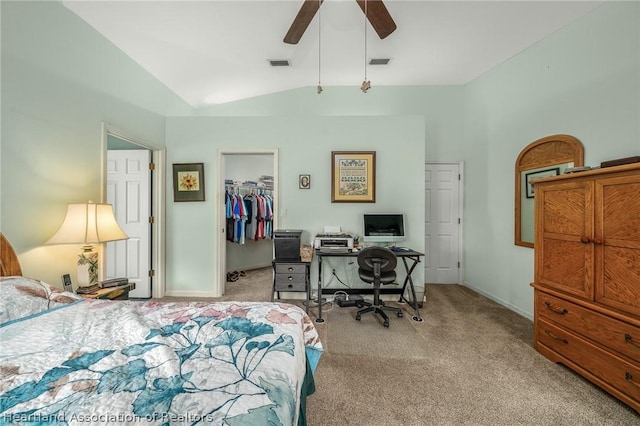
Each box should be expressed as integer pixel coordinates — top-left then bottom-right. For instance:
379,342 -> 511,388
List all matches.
173,163 -> 205,202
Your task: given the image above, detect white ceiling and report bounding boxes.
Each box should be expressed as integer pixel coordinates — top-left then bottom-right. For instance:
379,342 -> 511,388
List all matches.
62,1 -> 603,107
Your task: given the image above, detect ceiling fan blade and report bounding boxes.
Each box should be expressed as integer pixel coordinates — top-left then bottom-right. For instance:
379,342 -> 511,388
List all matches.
356,0 -> 397,39
284,0 -> 324,45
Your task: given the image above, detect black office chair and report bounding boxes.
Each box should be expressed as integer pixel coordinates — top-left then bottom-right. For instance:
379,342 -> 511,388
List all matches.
355,246 -> 403,327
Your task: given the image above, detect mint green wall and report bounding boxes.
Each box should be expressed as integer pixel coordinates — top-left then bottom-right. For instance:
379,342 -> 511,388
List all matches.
165,116 -> 426,296
167,86 -> 464,297
196,86 -> 466,161
1,1 -> 637,322
173,1 -> 639,317
196,85 -> 464,161
0,1 -> 191,285
462,1 -> 640,317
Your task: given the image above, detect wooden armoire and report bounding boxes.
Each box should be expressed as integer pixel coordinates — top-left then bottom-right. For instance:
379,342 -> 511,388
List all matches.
531,163 -> 640,412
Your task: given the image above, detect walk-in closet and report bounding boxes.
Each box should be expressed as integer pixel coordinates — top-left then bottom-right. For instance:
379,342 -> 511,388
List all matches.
223,153 -> 275,283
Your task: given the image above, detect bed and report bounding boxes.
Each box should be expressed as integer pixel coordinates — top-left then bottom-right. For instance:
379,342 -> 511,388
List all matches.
0,233 -> 323,425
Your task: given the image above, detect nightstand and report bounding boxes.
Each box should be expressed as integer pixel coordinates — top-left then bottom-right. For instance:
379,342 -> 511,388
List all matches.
272,260 -> 310,312
78,282 -> 136,300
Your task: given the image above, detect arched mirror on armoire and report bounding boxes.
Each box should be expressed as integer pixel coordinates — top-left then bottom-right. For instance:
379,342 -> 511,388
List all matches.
515,134 -> 584,248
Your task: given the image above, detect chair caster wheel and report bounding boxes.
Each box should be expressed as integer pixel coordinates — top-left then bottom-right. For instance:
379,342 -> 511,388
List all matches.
356,314 -> 361,321
383,321 -> 389,328
397,312 -> 403,318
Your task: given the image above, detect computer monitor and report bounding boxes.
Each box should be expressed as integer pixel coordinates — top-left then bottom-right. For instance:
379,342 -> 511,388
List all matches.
362,213 -> 406,245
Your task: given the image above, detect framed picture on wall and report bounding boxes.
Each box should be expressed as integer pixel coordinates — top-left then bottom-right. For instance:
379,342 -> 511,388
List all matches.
525,167 -> 559,198
173,163 -> 205,202
331,151 -> 376,203
299,174 -> 311,189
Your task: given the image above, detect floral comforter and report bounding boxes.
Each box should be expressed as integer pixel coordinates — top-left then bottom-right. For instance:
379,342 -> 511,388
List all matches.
0,277 -> 323,425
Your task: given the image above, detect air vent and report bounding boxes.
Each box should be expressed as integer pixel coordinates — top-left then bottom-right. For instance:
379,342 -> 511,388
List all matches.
369,58 -> 390,65
269,59 -> 290,67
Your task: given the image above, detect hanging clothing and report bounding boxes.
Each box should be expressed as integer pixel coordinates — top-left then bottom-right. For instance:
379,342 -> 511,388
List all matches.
225,190 -> 234,242
253,193 -> 274,240
225,187 -> 273,244
245,194 -> 258,241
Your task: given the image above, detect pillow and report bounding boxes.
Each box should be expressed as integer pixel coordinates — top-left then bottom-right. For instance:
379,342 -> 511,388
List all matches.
0,276 -> 82,325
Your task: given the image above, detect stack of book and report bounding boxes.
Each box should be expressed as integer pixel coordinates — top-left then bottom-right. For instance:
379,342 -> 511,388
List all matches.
76,284 -> 101,294
100,277 -> 129,288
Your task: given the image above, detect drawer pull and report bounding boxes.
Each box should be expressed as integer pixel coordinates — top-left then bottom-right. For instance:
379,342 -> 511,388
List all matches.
544,301 -> 568,315
580,237 -> 603,245
288,276 -> 293,281
544,329 -> 568,344
288,267 -> 294,272
624,334 -> 640,348
625,372 -> 640,388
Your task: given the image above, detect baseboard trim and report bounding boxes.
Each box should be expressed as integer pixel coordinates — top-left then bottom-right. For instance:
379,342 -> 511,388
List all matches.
165,290 -> 219,298
461,281 -> 533,321
227,263 -> 272,272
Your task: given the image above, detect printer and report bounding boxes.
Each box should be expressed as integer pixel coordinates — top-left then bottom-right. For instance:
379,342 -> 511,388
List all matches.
313,232 -> 354,252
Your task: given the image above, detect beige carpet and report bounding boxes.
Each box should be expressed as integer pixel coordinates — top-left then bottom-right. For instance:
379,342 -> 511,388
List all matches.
157,267 -> 640,425
320,302 -> 428,358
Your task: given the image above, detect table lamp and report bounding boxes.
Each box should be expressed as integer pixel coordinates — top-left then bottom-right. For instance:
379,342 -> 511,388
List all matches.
47,202 -> 128,287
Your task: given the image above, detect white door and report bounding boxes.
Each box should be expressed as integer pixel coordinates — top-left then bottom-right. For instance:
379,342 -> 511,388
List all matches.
425,163 -> 461,284
106,149 -> 152,298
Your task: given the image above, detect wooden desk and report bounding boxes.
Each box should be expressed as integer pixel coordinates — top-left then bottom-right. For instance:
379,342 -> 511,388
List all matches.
314,248 -> 424,324
78,282 -> 136,300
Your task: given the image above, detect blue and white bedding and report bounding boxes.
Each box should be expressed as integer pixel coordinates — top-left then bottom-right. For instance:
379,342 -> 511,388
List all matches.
0,277 -> 83,325
0,277 -> 323,425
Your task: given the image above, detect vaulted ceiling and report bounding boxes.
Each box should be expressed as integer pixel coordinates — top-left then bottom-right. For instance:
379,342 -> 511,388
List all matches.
62,1 -> 603,107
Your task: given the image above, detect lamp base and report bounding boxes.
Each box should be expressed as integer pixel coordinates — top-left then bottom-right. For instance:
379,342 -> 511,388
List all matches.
77,250 -> 98,287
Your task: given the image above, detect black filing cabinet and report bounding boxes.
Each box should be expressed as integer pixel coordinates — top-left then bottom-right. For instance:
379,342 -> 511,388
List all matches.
273,229 -> 303,261
272,260 -> 310,313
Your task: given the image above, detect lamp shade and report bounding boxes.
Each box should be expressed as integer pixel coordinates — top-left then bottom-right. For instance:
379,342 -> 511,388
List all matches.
47,203 -> 128,245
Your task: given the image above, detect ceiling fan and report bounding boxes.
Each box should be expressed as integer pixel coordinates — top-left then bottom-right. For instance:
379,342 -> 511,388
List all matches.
284,0 -> 397,45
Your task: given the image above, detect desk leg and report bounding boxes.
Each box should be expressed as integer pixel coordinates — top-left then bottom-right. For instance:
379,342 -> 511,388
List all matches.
271,264 -> 276,302
398,256 -> 423,323
305,263 -> 310,314
315,256 -> 325,323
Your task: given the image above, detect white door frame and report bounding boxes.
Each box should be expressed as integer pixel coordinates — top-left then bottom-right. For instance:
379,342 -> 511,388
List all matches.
216,148 -> 278,297
425,161 -> 464,284
101,122 -> 167,298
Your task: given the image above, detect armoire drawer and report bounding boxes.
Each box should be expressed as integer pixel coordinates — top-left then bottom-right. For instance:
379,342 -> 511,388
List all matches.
274,264 -> 307,274
536,291 -> 640,363
537,319 -> 640,403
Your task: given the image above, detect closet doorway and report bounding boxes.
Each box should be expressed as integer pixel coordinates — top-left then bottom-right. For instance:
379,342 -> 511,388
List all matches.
216,149 -> 278,296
